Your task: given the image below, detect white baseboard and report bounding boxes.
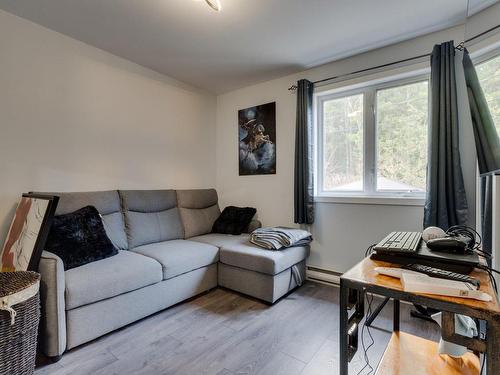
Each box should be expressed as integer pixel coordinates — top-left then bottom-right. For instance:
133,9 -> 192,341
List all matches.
306,265 -> 341,286
306,265 -> 415,308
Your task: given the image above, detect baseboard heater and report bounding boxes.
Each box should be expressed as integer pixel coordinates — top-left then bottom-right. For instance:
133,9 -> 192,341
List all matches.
306,265 -> 341,286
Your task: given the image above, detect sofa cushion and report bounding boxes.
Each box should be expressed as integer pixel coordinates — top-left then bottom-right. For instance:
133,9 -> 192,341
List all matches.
54,190 -> 120,215
119,190 -> 183,248
101,212 -> 129,250
36,190 -> 128,250
132,240 -> 219,280
176,189 -> 221,238
65,251 -> 162,310
190,233 -> 248,248
177,189 -> 218,209
179,205 -> 221,239
191,233 -> 309,276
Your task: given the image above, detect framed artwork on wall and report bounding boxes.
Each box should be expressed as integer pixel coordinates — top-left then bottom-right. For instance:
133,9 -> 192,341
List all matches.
238,101 -> 276,175
0,193 -> 59,272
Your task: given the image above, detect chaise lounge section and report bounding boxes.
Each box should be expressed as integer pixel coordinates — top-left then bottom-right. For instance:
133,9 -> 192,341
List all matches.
37,189 -> 309,359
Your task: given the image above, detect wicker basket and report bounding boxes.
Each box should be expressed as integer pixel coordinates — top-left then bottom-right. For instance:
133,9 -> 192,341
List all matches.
0,272 -> 41,375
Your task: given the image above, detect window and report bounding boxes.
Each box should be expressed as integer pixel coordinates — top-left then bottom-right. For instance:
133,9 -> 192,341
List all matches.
376,81 -> 428,192
316,74 -> 429,200
475,53 -> 500,132
322,93 -> 364,191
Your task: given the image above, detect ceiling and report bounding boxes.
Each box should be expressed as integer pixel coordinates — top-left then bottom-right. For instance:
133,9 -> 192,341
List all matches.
0,0 -> 496,93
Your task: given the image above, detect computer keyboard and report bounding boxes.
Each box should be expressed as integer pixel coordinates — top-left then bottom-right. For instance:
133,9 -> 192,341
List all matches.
374,231 -> 422,253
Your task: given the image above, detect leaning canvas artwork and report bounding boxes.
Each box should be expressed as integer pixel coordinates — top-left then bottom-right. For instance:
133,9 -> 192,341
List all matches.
238,102 -> 276,175
0,194 -> 58,272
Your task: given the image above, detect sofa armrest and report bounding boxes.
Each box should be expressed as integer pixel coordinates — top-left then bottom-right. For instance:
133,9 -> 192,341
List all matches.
38,250 -> 66,357
245,219 -> 262,233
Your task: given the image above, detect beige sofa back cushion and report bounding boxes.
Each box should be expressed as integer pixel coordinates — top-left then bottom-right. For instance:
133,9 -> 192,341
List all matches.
119,190 -> 183,248
176,189 -> 221,238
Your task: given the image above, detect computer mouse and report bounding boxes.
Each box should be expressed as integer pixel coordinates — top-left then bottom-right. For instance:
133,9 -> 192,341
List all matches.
426,237 -> 468,254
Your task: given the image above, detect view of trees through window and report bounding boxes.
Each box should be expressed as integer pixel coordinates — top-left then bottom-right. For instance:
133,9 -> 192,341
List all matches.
476,54 -> 500,132
376,81 -> 428,191
322,94 -> 363,191
320,78 -> 428,194
320,53 -> 499,196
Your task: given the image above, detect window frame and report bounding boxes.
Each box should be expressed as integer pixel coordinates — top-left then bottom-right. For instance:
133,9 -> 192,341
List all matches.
315,72 -> 430,205
471,43 -> 500,66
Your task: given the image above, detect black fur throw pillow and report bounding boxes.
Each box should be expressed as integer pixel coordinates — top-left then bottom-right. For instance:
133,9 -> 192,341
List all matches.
45,205 -> 118,270
212,206 -> 257,235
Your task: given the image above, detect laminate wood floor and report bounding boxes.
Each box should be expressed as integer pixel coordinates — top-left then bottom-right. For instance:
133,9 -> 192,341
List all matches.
35,282 -> 440,375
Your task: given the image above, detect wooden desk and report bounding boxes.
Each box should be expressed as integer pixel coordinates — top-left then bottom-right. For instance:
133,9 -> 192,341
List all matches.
339,257 -> 500,375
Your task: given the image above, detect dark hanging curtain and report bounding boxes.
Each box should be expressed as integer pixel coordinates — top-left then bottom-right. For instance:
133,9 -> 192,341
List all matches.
462,50 -> 500,174
424,41 -> 468,230
294,79 -> 314,224
481,176 -> 493,263
463,49 -> 500,260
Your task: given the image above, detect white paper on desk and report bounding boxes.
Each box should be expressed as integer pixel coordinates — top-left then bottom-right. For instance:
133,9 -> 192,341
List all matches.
401,273 -> 492,302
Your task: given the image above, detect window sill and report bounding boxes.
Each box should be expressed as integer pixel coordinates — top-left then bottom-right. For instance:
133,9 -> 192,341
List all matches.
314,195 -> 425,206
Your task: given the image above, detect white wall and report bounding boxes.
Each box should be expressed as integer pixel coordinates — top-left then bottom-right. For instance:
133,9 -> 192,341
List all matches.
0,10 -> 216,242
216,25 -> 477,273
2,4 -> 494,273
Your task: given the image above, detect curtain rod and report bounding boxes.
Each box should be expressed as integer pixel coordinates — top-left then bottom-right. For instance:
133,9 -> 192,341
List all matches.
288,23 -> 500,91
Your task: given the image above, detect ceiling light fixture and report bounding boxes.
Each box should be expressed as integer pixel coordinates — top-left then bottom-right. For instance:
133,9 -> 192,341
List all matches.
205,0 -> 221,12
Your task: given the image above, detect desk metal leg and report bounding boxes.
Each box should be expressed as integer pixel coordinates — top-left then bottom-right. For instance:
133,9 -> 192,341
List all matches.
339,281 -> 349,375
486,317 -> 500,375
366,297 -> 389,327
393,299 -> 400,332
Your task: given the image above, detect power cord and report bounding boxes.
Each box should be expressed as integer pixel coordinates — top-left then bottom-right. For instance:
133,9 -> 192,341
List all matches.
357,292 -> 375,375
446,225 -> 481,247
476,264 -> 499,295
365,244 -> 376,258
441,226 -> 499,296
446,225 -> 492,259
477,264 -> 500,277
479,331 -> 487,375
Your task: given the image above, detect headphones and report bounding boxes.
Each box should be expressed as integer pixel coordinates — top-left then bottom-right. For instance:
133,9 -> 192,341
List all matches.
421,226 -> 446,242
422,225 -> 481,255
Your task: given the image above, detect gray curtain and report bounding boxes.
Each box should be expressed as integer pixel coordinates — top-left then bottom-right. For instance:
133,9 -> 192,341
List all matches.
462,50 -> 500,174
463,49 -> 500,260
294,79 -> 314,224
481,175 -> 493,264
424,41 -> 468,230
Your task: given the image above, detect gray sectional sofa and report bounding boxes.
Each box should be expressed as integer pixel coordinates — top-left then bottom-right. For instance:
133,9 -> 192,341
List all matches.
37,189 -> 309,359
